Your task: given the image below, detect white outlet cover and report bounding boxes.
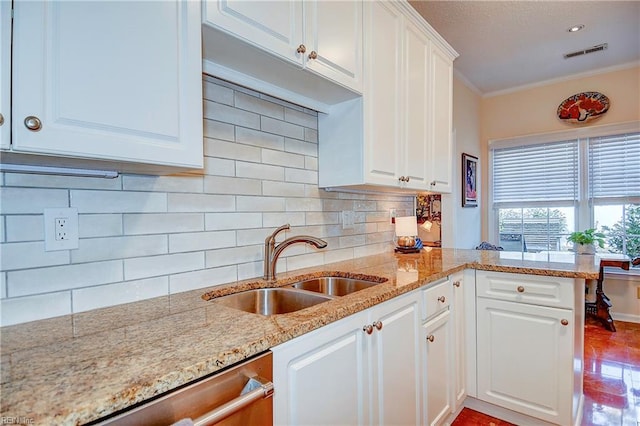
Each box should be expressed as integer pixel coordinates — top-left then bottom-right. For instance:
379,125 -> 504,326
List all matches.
342,210 -> 355,229
44,208 -> 79,251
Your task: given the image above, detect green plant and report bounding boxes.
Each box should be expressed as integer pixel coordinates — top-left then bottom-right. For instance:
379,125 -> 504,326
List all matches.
567,228 -> 605,248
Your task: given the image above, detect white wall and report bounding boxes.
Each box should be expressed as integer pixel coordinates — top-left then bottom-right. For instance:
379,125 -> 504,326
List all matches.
0,76 -> 414,326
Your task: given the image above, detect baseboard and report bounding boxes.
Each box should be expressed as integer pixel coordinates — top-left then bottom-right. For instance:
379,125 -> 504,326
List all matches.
462,397 -> 557,426
611,312 -> 640,323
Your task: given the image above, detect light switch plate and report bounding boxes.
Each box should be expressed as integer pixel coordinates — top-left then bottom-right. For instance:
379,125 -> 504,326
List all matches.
44,208 -> 79,251
342,210 -> 355,229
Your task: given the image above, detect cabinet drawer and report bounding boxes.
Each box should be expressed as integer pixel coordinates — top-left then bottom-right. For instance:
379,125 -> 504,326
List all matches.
476,270 -> 575,309
422,279 -> 451,320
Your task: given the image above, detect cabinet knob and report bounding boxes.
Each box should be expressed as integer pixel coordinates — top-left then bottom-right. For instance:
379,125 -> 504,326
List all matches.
363,324 -> 374,335
430,181 -> 436,186
453,281 -> 461,288
427,335 -> 435,342
0,113 -> 4,126
24,116 -> 42,131
296,44 -> 307,54
398,176 -> 410,183
308,50 -> 318,60
373,320 -> 383,331
561,319 -> 569,326
437,296 -> 446,303
517,286 -> 525,293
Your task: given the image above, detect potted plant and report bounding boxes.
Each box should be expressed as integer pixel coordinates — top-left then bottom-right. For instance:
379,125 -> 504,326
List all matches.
567,228 -> 605,254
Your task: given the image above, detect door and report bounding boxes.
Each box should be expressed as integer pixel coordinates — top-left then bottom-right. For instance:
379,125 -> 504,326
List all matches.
12,0 -> 203,167
424,309 -> 452,426
476,297 -> 574,424
304,0 -> 362,92
371,293 -> 422,425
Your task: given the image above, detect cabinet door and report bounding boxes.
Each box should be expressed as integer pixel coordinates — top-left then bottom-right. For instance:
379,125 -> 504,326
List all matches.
12,1 -> 203,168
403,17 -> 430,190
424,309 -> 452,426
428,44 -> 453,193
272,312 -> 369,426
204,0 -> 303,65
0,0 -> 10,150
476,297 -> 574,424
363,1 -> 402,187
371,292 -> 422,426
304,0 -> 362,92
450,272 -> 466,409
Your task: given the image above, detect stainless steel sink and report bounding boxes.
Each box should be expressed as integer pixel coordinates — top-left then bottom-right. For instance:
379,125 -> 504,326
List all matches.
288,276 -> 387,297
213,288 -> 334,316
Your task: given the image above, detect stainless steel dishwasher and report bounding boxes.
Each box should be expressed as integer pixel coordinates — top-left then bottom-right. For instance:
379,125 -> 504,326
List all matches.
95,351 -> 273,426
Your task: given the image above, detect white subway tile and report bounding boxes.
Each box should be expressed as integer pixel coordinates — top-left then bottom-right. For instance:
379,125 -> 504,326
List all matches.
261,116 -> 304,140
207,75 -> 260,97
262,149 -> 305,168
124,252 -> 204,281
263,212 -> 305,227
366,231 -> 394,244
236,196 -> 285,212
285,168 -> 317,184
206,245 -> 263,268
203,80 -> 234,105
236,127 -> 284,150
204,100 -> 260,129
79,214 -> 123,238
203,157 -> 236,177
0,187 -> 68,214
167,193 -> 235,213
262,181 -> 305,197
0,216 -> 3,242
305,156 -> 318,171
236,162 -> 284,181
259,93 -> 304,112
235,92 -> 284,119
71,190 -> 167,213
324,247 -> 355,264
8,260 -> 123,297
354,242 -> 392,258
4,173 -> 122,190
72,277 -> 169,313
284,108 -> 318,129
71,235 -> 168,263
355,200 -> 377,211
285,138 -> 318,157
204,176 -> 262,195
236,228 -> 273,246
0,272 -> 6,299
169,266 -> 238,293
306,212 -> 340,226
203,119 -> 235,141
286,198 -> 323,212
323,199 -> 355,211
0,241 -> 69,271
169,230 -> 236,253
304,128 -> 318,143
205,138 -> 261,162
237,261 -> 263,281
122,175 -> 203,193
205,213 -> 262,231
5,215 -> 44,242
338,234 -> 366,248
0,292 -> 71,326
124,213 -> 204,235
285,252 -> 325,272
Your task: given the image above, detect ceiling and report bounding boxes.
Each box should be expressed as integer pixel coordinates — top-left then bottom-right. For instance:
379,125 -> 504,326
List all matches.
409,1 -> 640,96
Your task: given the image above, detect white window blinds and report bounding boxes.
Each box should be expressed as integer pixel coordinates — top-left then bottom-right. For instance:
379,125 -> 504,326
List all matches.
492,140 -> 579,206
589,132 -> 640,200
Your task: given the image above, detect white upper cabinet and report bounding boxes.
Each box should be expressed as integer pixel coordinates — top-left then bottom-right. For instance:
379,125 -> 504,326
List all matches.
202,0 -> 362,110
318,1 -> 457,193
6,1 -> 203,170
0,1 -> 10,150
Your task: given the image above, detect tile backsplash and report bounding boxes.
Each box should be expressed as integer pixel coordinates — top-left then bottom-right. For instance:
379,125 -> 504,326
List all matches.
0,75 -> 413,326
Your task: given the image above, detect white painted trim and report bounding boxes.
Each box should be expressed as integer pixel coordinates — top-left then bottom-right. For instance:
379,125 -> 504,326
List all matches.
453,69 -> 482,96
612,312 -> 640,324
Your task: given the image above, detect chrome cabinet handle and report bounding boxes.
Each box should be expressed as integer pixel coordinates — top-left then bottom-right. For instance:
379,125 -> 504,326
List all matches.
24,116 -> 42,131
308,50 -> 318,60
373,320 -> 383,331
437,296 -> 446,303
363,324 -> 374,335
427,335 -> 435,342
517,286 -> 525,293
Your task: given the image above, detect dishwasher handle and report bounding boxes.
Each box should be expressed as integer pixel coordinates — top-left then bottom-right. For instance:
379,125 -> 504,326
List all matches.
193,375 -> 274,426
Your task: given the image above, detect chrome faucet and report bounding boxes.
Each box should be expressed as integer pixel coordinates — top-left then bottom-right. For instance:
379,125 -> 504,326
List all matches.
263,224 -> 328,281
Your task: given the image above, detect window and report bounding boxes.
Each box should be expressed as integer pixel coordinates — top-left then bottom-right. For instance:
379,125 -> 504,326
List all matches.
490,123 -> 640,271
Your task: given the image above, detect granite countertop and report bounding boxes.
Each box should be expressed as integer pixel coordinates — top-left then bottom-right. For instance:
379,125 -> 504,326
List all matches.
0,249 -> 601,425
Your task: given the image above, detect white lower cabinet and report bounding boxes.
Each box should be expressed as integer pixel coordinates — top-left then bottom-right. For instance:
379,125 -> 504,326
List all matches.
272,290 -> 422,426
423,309 -> 452,426
450,271 -> 467,410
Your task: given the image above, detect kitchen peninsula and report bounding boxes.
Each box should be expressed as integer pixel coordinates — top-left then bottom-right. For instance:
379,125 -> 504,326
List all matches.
0,249 -> 601,425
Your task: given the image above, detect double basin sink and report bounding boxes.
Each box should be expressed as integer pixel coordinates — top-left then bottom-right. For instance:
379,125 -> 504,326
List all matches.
212,275 -> 388,316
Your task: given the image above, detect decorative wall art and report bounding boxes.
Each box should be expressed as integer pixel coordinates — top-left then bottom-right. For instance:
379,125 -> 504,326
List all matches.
557,91 -> 610,123
462,153 -> 478,208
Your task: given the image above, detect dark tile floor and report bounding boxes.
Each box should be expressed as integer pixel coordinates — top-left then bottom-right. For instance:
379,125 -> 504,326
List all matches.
452,317 -> 640,426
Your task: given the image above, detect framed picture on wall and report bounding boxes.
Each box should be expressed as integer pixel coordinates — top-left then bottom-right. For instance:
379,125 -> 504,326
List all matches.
462,153 -> 478,207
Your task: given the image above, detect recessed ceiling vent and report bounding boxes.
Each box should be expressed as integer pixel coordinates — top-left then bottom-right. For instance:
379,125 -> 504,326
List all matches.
564,43 -> 608,59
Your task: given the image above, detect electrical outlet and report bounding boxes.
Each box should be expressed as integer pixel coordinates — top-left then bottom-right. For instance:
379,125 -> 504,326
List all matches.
390,208 -> 397,224
44,208 -> 79,251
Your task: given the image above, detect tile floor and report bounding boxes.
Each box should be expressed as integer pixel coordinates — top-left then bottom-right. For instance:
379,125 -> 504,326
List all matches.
451,317 -> 640,426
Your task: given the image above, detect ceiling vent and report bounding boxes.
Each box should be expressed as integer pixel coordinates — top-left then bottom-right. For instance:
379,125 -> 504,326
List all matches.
564,43 -> 608,59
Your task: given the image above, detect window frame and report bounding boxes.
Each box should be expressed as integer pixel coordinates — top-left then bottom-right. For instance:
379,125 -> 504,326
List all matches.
488,121 -> 640,276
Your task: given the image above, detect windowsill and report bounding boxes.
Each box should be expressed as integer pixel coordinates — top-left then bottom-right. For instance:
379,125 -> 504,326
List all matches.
604,268 -> 640,281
